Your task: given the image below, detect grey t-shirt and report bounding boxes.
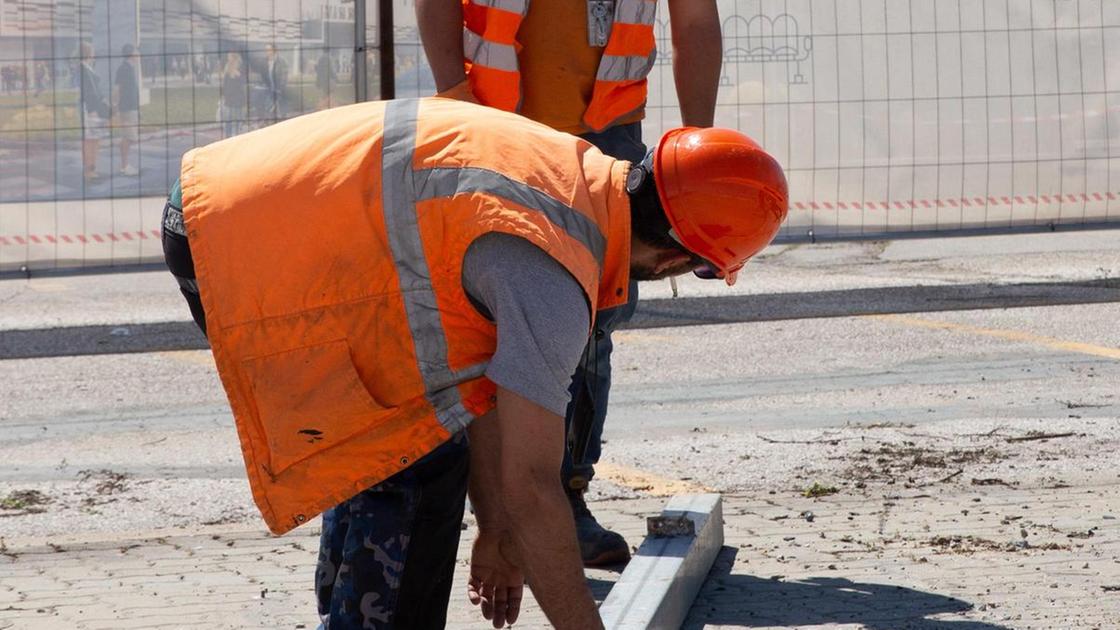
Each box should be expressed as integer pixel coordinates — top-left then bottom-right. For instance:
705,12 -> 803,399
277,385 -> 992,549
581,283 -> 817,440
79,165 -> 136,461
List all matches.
461,233 -> 591,416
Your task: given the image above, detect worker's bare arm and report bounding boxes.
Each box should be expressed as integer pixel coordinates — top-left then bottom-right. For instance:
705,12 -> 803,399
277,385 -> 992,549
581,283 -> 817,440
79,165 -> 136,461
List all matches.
415,0 -> 468,93
467,410 -> 525,628
466,409 -> 504,530
667,0 -> 722,127
485,386 -> 603,629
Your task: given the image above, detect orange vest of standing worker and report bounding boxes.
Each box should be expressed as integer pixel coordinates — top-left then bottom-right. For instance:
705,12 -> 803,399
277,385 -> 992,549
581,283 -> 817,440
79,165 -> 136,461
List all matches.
462,0 -> 657,132
180,98 -> 632,534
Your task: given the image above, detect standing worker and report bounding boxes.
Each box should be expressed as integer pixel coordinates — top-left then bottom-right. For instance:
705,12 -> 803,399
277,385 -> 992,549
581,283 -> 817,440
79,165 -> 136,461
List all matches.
416,0 -> 723,566
162,97 -> 785,629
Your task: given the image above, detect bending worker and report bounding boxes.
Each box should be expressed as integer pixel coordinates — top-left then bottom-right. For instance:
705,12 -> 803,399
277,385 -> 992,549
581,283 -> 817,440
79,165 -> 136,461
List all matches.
417,0 -> 722,565
162,97 -> 786,629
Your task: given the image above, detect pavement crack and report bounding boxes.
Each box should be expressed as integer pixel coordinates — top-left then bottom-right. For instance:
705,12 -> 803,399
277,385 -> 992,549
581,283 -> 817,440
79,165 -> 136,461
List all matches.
864,240 -> 891,262
754,242 -> 803,262
877,500 -> 893,536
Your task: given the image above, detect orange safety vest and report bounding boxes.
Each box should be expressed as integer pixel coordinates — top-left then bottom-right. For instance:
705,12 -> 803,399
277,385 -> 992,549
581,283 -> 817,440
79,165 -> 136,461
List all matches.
462,0 -> 657,133
180,98 -> 631,534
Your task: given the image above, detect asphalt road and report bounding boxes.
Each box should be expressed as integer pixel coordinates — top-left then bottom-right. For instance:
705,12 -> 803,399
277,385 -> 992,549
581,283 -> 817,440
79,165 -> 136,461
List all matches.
609,302 -> 1120,434
2,230 -> 1118,539
2,296 -> 1117,538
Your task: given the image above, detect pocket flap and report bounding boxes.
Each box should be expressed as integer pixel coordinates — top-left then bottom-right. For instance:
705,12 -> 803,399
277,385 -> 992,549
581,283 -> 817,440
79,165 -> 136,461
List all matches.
243,339 -> 396,476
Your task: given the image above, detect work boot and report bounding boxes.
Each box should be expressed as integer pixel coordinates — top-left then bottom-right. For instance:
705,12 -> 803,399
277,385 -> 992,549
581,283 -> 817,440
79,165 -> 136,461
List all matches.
568,489 -> 631,567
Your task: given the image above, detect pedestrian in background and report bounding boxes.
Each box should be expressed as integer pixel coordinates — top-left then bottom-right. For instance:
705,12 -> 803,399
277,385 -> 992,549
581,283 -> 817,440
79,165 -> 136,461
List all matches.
263,44 -> 288,121
315,50 -> 335,110
113,44 -> 141,177
219,52 -> 247,138
34,61 -> 49,97
417,0 -> 723,567
78,41 -> 109,183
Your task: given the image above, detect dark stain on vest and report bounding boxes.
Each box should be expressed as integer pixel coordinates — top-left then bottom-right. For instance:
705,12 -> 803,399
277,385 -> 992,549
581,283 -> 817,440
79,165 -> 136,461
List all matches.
299,428 -> 324,443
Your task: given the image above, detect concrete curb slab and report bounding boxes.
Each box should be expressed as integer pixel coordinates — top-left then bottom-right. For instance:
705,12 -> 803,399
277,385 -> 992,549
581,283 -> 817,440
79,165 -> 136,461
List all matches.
600,494 -> 724,630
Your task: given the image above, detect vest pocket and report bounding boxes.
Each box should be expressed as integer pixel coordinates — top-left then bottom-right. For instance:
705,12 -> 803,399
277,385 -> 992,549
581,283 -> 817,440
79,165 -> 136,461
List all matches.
242,339 -> 397,476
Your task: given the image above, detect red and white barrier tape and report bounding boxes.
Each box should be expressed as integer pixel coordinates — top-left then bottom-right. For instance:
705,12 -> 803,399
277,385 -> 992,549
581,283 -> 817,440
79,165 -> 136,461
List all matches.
0,192 -> 1117,246
0,229 -> 161,247
791,192 -> 1117,211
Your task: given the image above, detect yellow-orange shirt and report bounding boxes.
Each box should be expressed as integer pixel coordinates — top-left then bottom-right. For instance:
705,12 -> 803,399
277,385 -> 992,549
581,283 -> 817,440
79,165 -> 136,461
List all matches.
517,0 -> 645,134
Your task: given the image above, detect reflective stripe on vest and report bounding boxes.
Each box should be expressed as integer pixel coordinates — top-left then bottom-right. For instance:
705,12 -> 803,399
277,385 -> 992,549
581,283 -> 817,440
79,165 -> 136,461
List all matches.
462,0 -> 657,132
381,99 -> 484,434
415,167 -> 606,265
382,99 -> 606,434
595,52 -> 655,83
615,0 -> 656,25
463,29 -> 518,73
470,0 -> 528,14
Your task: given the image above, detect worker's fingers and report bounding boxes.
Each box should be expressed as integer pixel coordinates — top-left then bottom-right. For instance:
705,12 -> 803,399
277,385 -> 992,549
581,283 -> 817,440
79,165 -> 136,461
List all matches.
479,581 -> 495,620
467,574 -> 479,604
465,569 -> 479,605
469,563 -> 524,626
506,585 -> 523,626
491,585 -> 508,628
467,573 -> 484,606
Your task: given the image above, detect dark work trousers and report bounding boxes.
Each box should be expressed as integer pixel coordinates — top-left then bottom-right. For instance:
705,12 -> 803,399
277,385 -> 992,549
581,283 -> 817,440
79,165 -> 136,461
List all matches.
562,121 -> 647,489
161,200 -> 471,630
314,436 -> 469,630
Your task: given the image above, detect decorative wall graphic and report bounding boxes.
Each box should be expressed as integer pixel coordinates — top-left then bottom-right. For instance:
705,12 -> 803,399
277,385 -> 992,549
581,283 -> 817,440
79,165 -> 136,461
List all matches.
723,13 -> 813,85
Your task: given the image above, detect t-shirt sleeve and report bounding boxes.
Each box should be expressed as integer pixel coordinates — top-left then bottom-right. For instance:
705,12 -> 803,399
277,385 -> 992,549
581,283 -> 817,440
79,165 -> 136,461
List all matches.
461,233 -> 591,416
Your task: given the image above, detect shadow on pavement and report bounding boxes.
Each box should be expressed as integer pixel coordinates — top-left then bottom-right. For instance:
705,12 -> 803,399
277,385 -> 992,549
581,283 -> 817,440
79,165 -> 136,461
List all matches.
6,278 -> 1119,359
629,277 -> 1120,329
587,577 -> 616,602
683,547 -> 1009,629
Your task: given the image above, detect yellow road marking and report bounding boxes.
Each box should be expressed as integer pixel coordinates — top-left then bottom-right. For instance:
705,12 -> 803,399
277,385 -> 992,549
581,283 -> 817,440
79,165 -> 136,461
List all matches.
158,350 -> 215,367
595,462 -> 710,496
869,313 -> 1120,360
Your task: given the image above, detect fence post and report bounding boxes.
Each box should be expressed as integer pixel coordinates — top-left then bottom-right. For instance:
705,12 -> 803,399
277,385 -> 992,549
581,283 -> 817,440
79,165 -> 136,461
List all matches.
379,0 -> 394,100
354,0 -> 368,102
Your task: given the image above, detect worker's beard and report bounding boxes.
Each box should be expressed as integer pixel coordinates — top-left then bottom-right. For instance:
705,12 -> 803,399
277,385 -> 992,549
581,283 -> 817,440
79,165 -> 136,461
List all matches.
630,258 -> 696,282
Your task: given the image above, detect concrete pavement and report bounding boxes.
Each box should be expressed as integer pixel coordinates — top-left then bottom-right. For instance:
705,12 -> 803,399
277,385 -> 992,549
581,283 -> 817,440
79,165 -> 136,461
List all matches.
2,484 -> 1116,629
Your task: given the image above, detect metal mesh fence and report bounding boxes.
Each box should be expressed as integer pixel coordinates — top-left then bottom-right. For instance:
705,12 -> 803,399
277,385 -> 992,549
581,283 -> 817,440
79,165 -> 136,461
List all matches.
0,0 -> 378,271
0,0 -> 1117,271
670,0 -> 1120,241
400,0 -> 1120,242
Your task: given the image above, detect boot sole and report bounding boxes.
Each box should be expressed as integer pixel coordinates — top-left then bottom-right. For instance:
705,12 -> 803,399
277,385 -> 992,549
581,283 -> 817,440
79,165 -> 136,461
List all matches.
583,548 -> 631,568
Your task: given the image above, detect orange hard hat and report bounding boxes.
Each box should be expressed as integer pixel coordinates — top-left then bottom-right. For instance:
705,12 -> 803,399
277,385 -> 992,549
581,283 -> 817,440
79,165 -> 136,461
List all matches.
653,127 -> 789,284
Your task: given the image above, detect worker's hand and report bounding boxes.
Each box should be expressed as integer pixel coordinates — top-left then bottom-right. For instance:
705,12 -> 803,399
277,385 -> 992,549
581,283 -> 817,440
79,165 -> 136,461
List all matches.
435,78 -> 480,104
468,529 -> 524,628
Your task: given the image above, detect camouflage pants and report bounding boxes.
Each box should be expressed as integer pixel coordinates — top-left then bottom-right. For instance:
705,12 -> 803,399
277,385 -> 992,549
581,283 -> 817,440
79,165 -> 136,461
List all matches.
315,435 -> 470,630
